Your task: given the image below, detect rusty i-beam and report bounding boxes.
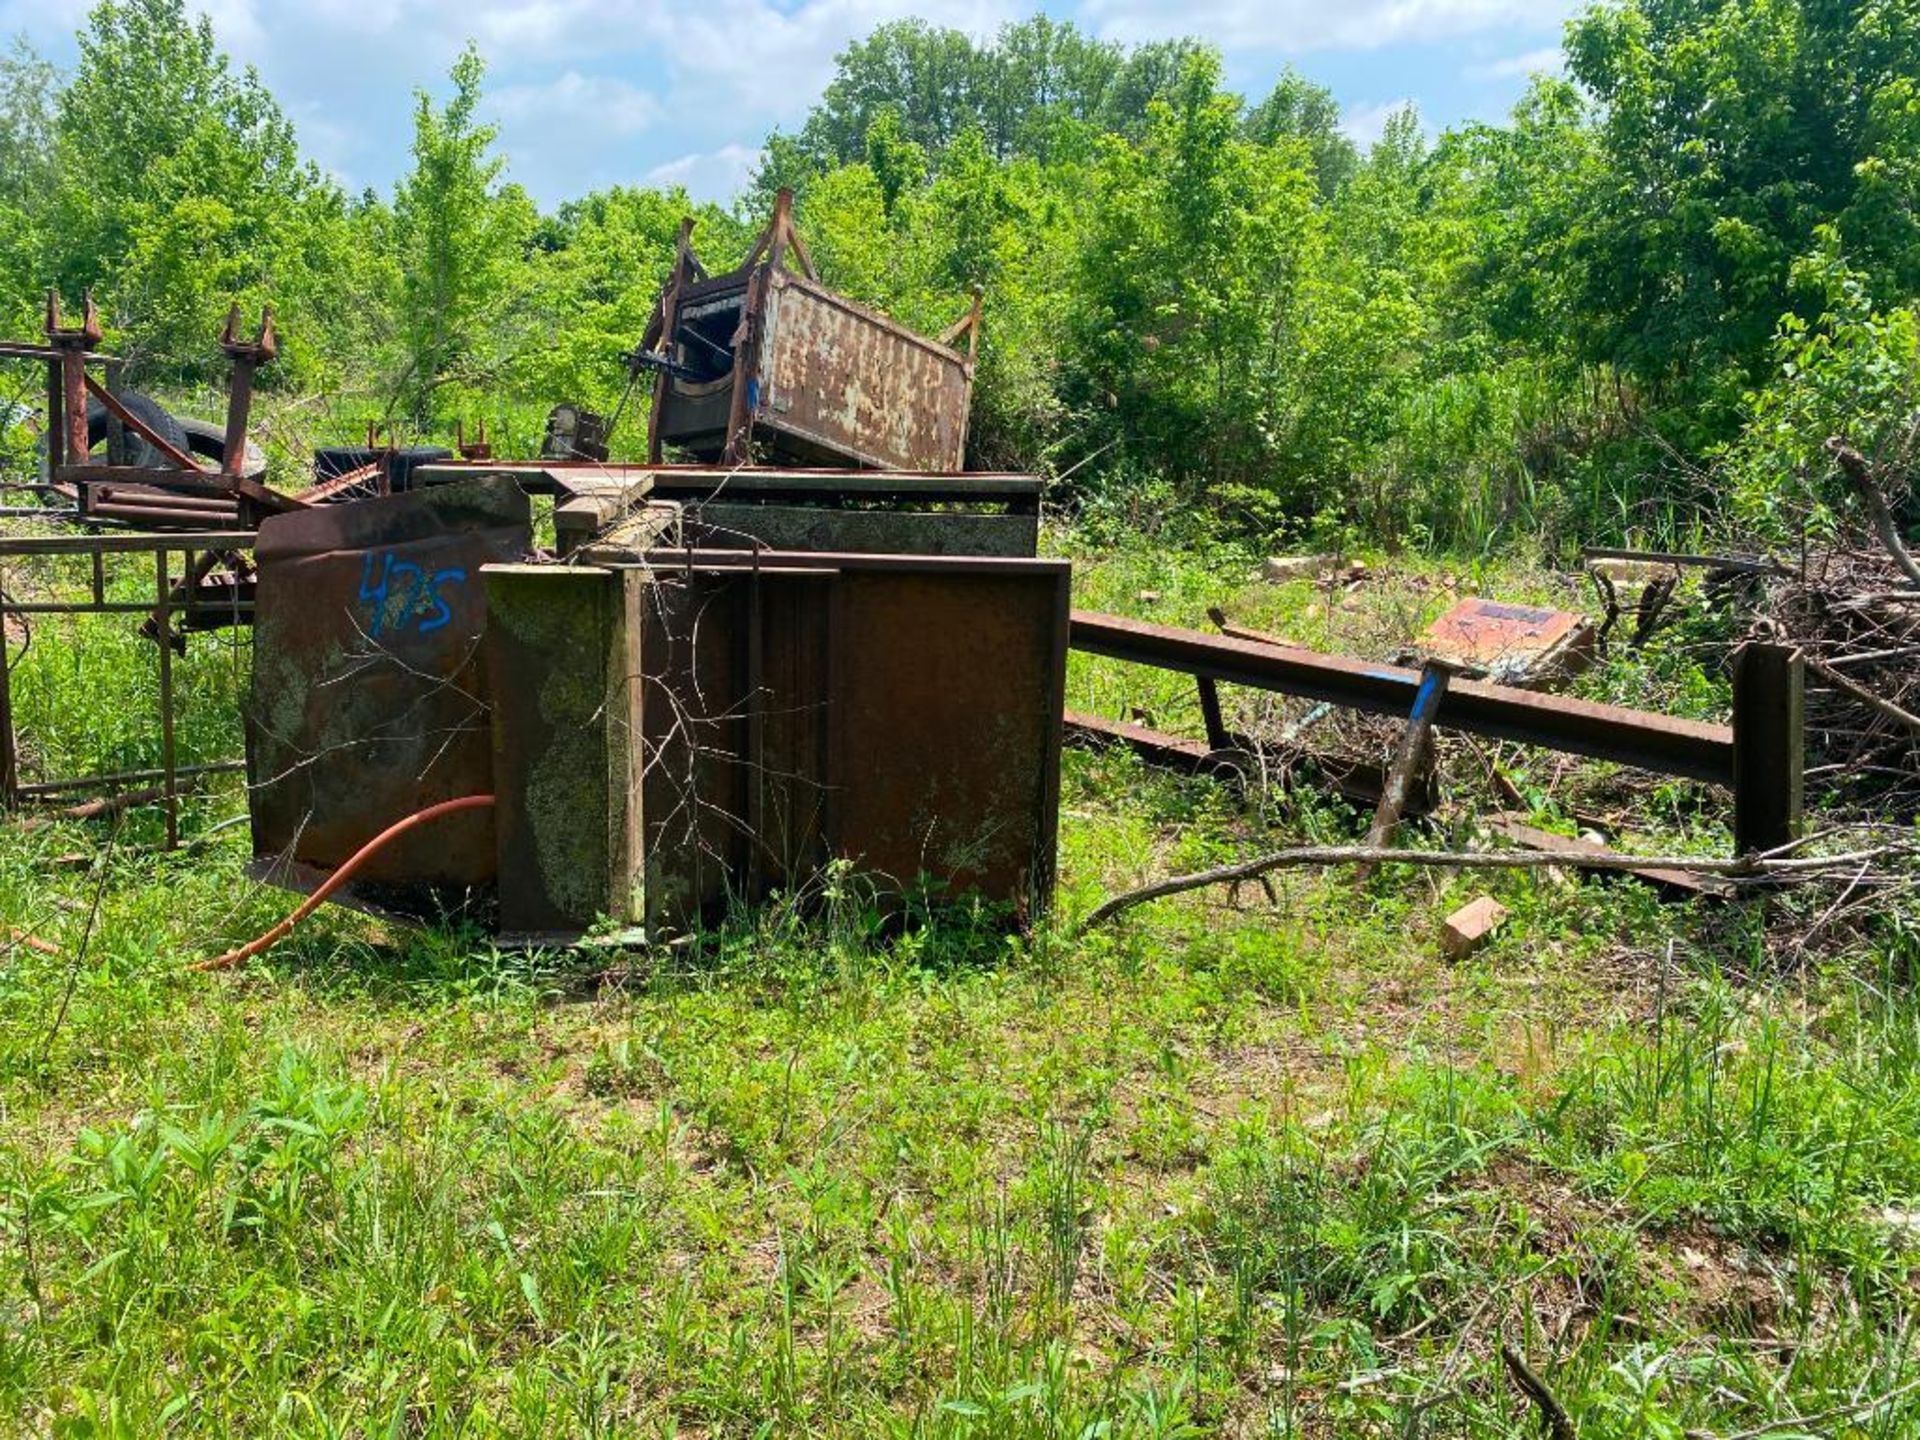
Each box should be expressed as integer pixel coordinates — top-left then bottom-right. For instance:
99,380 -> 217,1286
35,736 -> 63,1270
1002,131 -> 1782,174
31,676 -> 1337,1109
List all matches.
1069,611 -> 1803,856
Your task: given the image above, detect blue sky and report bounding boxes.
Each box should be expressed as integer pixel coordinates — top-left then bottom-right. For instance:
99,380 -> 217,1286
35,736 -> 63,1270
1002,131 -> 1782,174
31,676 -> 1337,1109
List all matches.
0,0 -> 1577,209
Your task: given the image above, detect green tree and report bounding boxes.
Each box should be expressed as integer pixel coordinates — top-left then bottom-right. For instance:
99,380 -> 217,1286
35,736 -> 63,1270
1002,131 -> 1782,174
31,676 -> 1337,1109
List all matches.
1565,0 -> 1920,427
0,37 -> 58,325
1070,52 -> 1320,503
1244,68 -> 1357,199
390,45 -> 535,425
51,0 -> 342,380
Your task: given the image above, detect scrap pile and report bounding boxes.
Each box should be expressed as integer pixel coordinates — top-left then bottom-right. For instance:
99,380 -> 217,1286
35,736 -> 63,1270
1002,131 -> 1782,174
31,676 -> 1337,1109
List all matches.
0,191 -> 1072,956
1764,537 -> 1920,817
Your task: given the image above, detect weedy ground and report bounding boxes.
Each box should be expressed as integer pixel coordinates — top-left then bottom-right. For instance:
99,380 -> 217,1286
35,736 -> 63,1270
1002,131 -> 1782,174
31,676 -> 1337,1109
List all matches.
2,538 -> 1919,1438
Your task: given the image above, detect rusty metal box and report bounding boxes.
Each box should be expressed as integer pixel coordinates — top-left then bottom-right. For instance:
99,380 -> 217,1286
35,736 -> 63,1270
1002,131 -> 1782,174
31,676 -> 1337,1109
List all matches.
647,192 -> 978,473
246,476 -> 531,893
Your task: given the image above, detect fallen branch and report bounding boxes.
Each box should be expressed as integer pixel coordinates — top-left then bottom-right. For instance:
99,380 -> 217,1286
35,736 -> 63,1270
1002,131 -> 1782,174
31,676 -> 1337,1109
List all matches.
1828,439 -> 1920,590
1500,1343 -> 1577,1440
1685,1374 -> 1920,1440
18,779 -> 201,833
1804,652 -> 1920,736
1077,843 -> 1906,932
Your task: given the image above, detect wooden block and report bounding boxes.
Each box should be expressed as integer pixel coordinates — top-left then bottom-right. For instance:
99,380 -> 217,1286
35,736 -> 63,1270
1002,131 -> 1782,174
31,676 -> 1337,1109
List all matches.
1441,895 -> 1508,959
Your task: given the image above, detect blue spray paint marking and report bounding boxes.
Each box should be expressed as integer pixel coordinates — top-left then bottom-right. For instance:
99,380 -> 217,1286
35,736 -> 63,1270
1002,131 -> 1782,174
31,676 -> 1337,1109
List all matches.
1412,670 -> 1441,716
358,551 -> 468,638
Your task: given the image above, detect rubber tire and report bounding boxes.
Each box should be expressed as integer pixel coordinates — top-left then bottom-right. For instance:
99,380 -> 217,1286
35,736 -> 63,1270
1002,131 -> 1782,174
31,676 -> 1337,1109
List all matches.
38,390 -> 189,481
312,445 -> 453,494
176,414 -> 266,475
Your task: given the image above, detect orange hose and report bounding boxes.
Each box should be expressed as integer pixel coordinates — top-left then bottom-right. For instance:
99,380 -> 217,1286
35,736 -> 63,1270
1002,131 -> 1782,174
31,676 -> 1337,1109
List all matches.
198,794 -> 495,972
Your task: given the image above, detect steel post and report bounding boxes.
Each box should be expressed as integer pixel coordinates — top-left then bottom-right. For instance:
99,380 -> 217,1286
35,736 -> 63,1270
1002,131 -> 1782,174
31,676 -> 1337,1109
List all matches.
155,548 -> 178,848
1732,641 -> 1804,856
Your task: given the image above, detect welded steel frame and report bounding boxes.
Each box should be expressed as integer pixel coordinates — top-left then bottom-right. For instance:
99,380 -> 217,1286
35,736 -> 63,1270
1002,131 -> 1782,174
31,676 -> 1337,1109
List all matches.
0,529 -> 254,846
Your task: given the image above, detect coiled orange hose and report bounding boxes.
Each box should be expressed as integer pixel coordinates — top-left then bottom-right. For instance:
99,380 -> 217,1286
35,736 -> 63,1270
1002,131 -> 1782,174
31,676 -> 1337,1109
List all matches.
198,794 -> 495,972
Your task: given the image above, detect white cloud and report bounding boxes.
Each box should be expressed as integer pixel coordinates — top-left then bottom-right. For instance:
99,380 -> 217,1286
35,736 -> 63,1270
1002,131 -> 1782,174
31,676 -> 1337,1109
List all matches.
1463,46 -> 1564,81
645,143 -> 764,202
491,71 -> 662,136
623,0 -> 1019,127
1341,98 -> 1414,148
1083,0 -> 1578,53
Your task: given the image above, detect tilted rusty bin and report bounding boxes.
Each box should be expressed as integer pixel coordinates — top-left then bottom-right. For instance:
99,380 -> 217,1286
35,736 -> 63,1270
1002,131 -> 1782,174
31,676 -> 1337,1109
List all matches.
644,191 -> 980,472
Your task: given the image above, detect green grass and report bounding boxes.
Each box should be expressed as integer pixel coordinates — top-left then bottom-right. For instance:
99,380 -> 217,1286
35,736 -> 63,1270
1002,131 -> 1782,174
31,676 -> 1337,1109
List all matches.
2,544 -> 1919,1436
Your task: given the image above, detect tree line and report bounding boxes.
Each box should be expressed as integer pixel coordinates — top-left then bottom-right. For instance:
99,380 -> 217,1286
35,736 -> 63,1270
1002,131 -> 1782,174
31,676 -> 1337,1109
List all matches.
0,0 -> 1916,551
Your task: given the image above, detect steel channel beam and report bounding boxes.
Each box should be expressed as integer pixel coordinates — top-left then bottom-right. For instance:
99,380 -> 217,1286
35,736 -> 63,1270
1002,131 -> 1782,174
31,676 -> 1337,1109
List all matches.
0,531 -> 255,557
1070,610 -> 1735,785
16,760 -> 245,798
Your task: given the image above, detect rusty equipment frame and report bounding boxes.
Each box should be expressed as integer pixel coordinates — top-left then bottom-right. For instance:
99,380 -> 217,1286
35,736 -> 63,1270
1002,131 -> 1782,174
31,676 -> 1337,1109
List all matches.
641,190 -> 981,472
0,529 -> 255,846
40,292 -> 299,529
1069,610 -> 1804,856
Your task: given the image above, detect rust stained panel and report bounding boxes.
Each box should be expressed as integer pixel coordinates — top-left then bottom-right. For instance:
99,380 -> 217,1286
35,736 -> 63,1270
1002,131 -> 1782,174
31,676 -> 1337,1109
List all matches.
246,475 -> 531,887
758,275 -> 971,472
632,554 -> 1066,930
826,565 -> 1067,913
638,571 -> 752,929
1421,597 -> 1595,682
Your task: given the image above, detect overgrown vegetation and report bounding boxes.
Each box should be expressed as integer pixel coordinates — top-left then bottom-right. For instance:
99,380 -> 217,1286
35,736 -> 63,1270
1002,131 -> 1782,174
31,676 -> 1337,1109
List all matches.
1,0 -> 1917,546
5,0 -> 1920,1433
6,551 -> 1920,1435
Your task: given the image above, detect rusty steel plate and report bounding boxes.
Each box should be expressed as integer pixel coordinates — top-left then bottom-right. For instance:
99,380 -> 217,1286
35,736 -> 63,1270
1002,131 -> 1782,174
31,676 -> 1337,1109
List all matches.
247,475 -> 531,890
754,273 -> 972,471
629,551 -> 1069,932
1420,597 -> 1595,684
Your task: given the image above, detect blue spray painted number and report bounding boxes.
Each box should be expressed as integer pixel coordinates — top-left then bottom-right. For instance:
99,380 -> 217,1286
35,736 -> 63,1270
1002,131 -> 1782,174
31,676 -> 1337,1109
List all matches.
357,551 -> 467,638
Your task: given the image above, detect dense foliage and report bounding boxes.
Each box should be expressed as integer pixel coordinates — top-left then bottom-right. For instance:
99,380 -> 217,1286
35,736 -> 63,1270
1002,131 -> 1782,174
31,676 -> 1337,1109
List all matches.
1,0 -> 1917,550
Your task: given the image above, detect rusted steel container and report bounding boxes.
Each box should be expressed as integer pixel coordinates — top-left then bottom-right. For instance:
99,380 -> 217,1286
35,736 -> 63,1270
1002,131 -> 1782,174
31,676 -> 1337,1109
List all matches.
481,551 -> 1070,938
246,475 -> 530,892
646,191 -> 979,473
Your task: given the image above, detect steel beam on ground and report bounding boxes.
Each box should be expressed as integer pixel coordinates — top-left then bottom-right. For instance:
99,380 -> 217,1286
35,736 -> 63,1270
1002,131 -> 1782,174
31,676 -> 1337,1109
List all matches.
1070,610 -> 1736,785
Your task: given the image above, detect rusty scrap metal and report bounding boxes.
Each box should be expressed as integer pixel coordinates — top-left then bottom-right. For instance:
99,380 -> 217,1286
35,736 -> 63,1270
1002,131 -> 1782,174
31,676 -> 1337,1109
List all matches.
217,304 -> 276,479
644,190 -> 978,472
1071,609 -> 1738,784
1418,598 -> 1595,685
1073,611 -> 1805,857
245,476 -> 532,891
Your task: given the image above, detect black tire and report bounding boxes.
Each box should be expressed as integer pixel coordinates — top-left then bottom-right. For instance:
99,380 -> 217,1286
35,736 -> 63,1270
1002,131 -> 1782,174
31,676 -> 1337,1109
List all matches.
38,389 -> 189,480
176,414 -> 266,475
312,444 -> 453,494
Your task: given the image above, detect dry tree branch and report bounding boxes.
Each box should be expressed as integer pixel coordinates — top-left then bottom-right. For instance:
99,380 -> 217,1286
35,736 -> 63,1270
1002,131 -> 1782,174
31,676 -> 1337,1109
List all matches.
1684,1374 -> 1920,1440
1500,1343 -> 1577,1440
1075,843 -> 1909,933
1828,438 -> 1920,590
1804,652 -> 1920,736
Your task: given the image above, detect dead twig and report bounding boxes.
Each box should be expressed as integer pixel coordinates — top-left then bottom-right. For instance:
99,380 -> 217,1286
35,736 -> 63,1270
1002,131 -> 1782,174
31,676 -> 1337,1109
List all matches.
1500,1343 -> 1577,1440
1683,1374 -> 1920,1440
1077,843 -> 1906,932
1805,652 -> 1920,736
1630,571 -> 1679,649
1828,439 -> 1920,590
